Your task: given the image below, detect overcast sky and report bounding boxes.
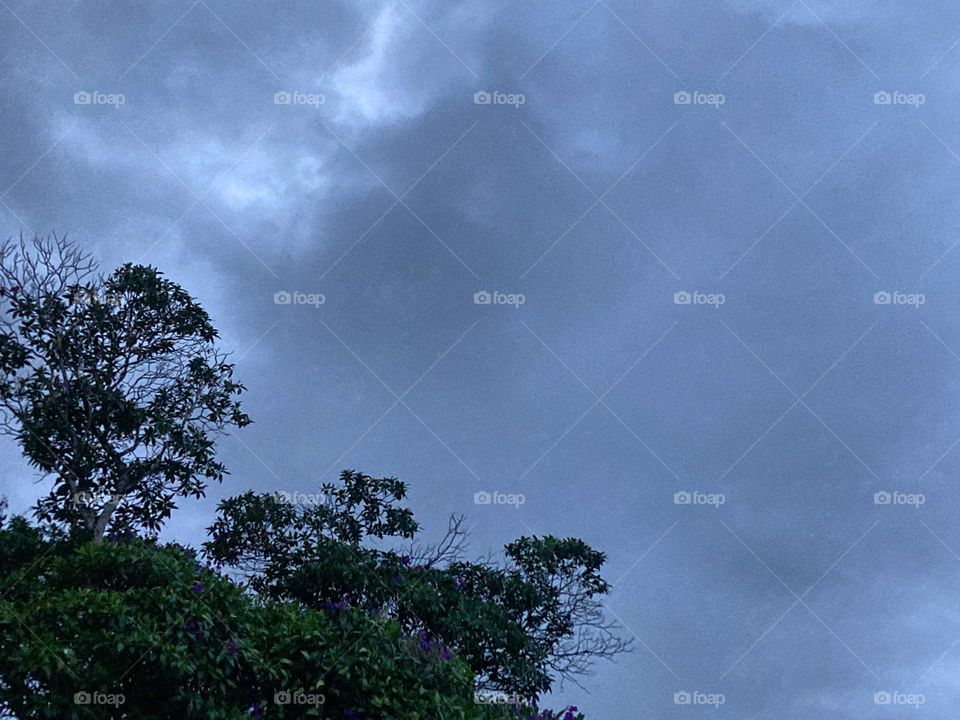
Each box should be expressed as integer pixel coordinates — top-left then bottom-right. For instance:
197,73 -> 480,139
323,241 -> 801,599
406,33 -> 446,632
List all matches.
4,0 -> 960,717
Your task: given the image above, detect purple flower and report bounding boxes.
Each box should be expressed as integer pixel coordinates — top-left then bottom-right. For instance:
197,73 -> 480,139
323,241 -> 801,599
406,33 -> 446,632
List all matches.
454,575 -> 466,590
323,595 -> 350,611
192,581 -> 204,593
344,710 -> 359,720
249,702 -> 262,717
400,554 -> 412,566
225,639 -> 238,656
440,647 -> 452,661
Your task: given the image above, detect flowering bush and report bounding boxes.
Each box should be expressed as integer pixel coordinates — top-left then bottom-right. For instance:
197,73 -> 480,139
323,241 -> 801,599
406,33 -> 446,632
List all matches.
0,518 -> 584,719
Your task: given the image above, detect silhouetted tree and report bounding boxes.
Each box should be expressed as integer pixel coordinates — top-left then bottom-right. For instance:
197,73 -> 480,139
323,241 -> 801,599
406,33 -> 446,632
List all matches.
204,471 -> 630,697
0,234 -> 250,542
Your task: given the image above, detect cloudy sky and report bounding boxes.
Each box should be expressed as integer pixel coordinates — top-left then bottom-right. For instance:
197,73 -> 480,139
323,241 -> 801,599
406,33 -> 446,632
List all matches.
4,0 -> 960,716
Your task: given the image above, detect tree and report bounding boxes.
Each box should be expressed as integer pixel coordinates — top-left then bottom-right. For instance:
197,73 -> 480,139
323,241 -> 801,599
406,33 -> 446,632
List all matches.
502,536 -> 626,685
203,472 -> 630,699
0,234 -> 250,542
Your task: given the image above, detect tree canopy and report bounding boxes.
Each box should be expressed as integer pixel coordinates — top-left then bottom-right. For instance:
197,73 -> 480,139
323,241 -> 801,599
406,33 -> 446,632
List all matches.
204,472 -> 629,698
0,235 -> 250,542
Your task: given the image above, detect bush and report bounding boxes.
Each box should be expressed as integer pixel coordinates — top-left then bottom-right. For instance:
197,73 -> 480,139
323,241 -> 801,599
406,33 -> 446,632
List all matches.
0,519 -> 579,719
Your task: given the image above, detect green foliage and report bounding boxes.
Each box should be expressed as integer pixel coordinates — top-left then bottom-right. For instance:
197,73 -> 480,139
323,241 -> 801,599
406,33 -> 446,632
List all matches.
206,471 -> 417,570
204,473 -> 628,699
0,519 -> 573,719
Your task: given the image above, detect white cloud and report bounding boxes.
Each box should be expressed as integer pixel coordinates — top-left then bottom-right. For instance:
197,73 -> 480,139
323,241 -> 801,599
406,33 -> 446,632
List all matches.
328,4 -> 430,125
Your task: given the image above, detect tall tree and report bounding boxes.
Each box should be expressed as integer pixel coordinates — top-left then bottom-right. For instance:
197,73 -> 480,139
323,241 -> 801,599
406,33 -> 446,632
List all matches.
0,234 -> 250,542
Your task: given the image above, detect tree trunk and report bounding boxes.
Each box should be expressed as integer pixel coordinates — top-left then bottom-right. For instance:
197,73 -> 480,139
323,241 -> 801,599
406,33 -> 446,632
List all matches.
91,495 -> 122,544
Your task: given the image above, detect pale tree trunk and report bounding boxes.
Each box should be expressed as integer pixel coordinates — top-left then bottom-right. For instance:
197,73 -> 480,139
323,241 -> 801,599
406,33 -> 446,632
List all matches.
91,495 -> 122,545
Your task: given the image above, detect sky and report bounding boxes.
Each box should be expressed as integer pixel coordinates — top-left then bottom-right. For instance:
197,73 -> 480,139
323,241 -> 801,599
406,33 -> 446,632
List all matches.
3,0 -> 960,717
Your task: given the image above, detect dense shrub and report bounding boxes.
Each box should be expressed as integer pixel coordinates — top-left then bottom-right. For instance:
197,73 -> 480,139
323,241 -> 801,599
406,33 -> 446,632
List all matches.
0,519 -> 580,719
